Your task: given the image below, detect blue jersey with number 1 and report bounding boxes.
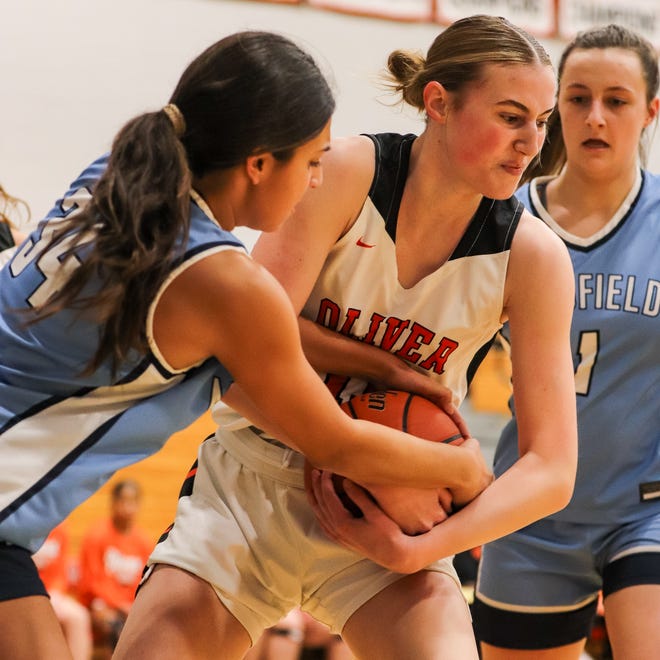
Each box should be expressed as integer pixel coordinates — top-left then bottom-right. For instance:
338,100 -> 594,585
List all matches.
493,171 -> 660,524
0,154 -> 244,551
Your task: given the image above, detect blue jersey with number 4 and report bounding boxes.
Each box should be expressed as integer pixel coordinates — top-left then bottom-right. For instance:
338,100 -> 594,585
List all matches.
494,171 -> 659,523
0,155 -> 244,551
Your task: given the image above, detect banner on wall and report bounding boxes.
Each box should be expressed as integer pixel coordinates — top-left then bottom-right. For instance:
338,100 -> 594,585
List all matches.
307,0 -> 434,22
435,0 -> 557,37
559,0 -> 660,48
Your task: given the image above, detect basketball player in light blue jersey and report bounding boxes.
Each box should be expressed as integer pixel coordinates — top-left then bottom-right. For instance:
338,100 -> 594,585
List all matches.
473,24 -> 660,660
0,31 -> 491,660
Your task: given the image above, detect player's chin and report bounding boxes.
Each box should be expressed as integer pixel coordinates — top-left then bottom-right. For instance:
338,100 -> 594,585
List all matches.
260,214 -> 291,233
486,172 -> 524,199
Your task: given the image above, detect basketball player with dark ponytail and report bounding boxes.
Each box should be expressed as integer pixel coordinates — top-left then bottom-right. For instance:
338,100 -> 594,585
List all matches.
0,31 -> 491,660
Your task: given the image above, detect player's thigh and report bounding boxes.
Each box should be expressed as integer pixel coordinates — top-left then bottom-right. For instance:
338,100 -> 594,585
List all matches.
600,513 -> 660,658
342,570 -> 477,660
0,542 -> 71,659
605,584 -> 660,660
602,547 -> 660,660
115,564 -> 251,660
0,595 -> 73,660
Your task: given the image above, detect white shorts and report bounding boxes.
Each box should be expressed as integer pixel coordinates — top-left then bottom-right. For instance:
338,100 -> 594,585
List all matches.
146,426 -> 460,643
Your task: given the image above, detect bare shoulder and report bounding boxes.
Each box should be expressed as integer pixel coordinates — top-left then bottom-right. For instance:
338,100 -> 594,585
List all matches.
505,209 -> 574,312
326,134 -> 375,173
253,134 -> 376,298
181,248 -> 284,304
316,135 -> 375,216
159,248 -> 290,331
512,209 -> 571,264
154,248 -> 294,368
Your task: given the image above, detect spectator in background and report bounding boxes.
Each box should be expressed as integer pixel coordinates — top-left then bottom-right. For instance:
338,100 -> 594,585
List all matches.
32,522 -> 93,660
78,480 -> 152,659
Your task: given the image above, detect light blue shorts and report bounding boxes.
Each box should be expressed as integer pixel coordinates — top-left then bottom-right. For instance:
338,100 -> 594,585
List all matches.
476,509 -> 660,612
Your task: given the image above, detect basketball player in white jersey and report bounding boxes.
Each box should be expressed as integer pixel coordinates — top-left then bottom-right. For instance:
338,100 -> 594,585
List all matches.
117,16 -> 577,660
473,24 -> 660,660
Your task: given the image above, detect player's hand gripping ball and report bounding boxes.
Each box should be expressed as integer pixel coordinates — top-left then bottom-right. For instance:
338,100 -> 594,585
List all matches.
333,390 -> 463,516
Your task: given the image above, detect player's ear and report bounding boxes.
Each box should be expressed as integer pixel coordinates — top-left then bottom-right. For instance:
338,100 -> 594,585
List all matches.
246,153 -> 274,185
644,96 -> 659,128
424,81 -> 450,123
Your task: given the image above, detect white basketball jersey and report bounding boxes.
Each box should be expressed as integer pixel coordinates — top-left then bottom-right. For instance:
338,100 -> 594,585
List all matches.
302,133 -> 524,405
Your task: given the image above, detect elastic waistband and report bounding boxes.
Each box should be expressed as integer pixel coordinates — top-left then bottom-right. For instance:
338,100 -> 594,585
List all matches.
214,426 -> 306,487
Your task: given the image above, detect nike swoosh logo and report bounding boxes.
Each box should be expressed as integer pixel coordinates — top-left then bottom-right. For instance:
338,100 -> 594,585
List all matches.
356,237 -> 375,248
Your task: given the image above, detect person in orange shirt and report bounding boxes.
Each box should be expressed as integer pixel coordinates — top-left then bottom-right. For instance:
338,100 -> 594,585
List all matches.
32,522 -> 92,660
78,480 -> 152,659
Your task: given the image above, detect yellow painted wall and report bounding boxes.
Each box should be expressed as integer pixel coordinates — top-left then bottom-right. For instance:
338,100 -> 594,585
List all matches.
469,343 -> 512,416
65,412 -> 216,555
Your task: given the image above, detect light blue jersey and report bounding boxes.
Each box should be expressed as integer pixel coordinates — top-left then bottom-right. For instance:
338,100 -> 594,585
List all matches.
495,170 -> 659,524
0,155 -> 244,552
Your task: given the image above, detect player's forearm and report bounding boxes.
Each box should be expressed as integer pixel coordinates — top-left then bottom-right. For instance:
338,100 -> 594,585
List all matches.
298,318 -> 462,421
221,385 -> 301,451
402,452 -> 574,572
327,420 -> 489,492
299,317 -> 397,383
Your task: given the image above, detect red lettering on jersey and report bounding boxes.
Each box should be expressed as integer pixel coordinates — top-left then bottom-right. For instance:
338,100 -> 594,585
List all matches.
340,308 -> 361,335
313,300 -> 460,376
363,312 -> 385,345
419,337 -> 459,374
394,322 -> 435,363
380,317 -> 410,351
316,298 -> 340,331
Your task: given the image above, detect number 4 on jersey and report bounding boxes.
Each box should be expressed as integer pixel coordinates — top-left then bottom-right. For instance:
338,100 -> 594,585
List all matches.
10,188 -> 94,308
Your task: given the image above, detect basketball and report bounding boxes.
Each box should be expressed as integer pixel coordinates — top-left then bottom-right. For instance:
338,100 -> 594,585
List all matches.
340,390 -> 463,445
333,390 -> 463,516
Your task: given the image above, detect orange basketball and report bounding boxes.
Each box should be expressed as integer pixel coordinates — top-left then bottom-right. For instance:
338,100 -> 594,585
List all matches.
340,390 -> 463,445
333,390 -> 463,516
